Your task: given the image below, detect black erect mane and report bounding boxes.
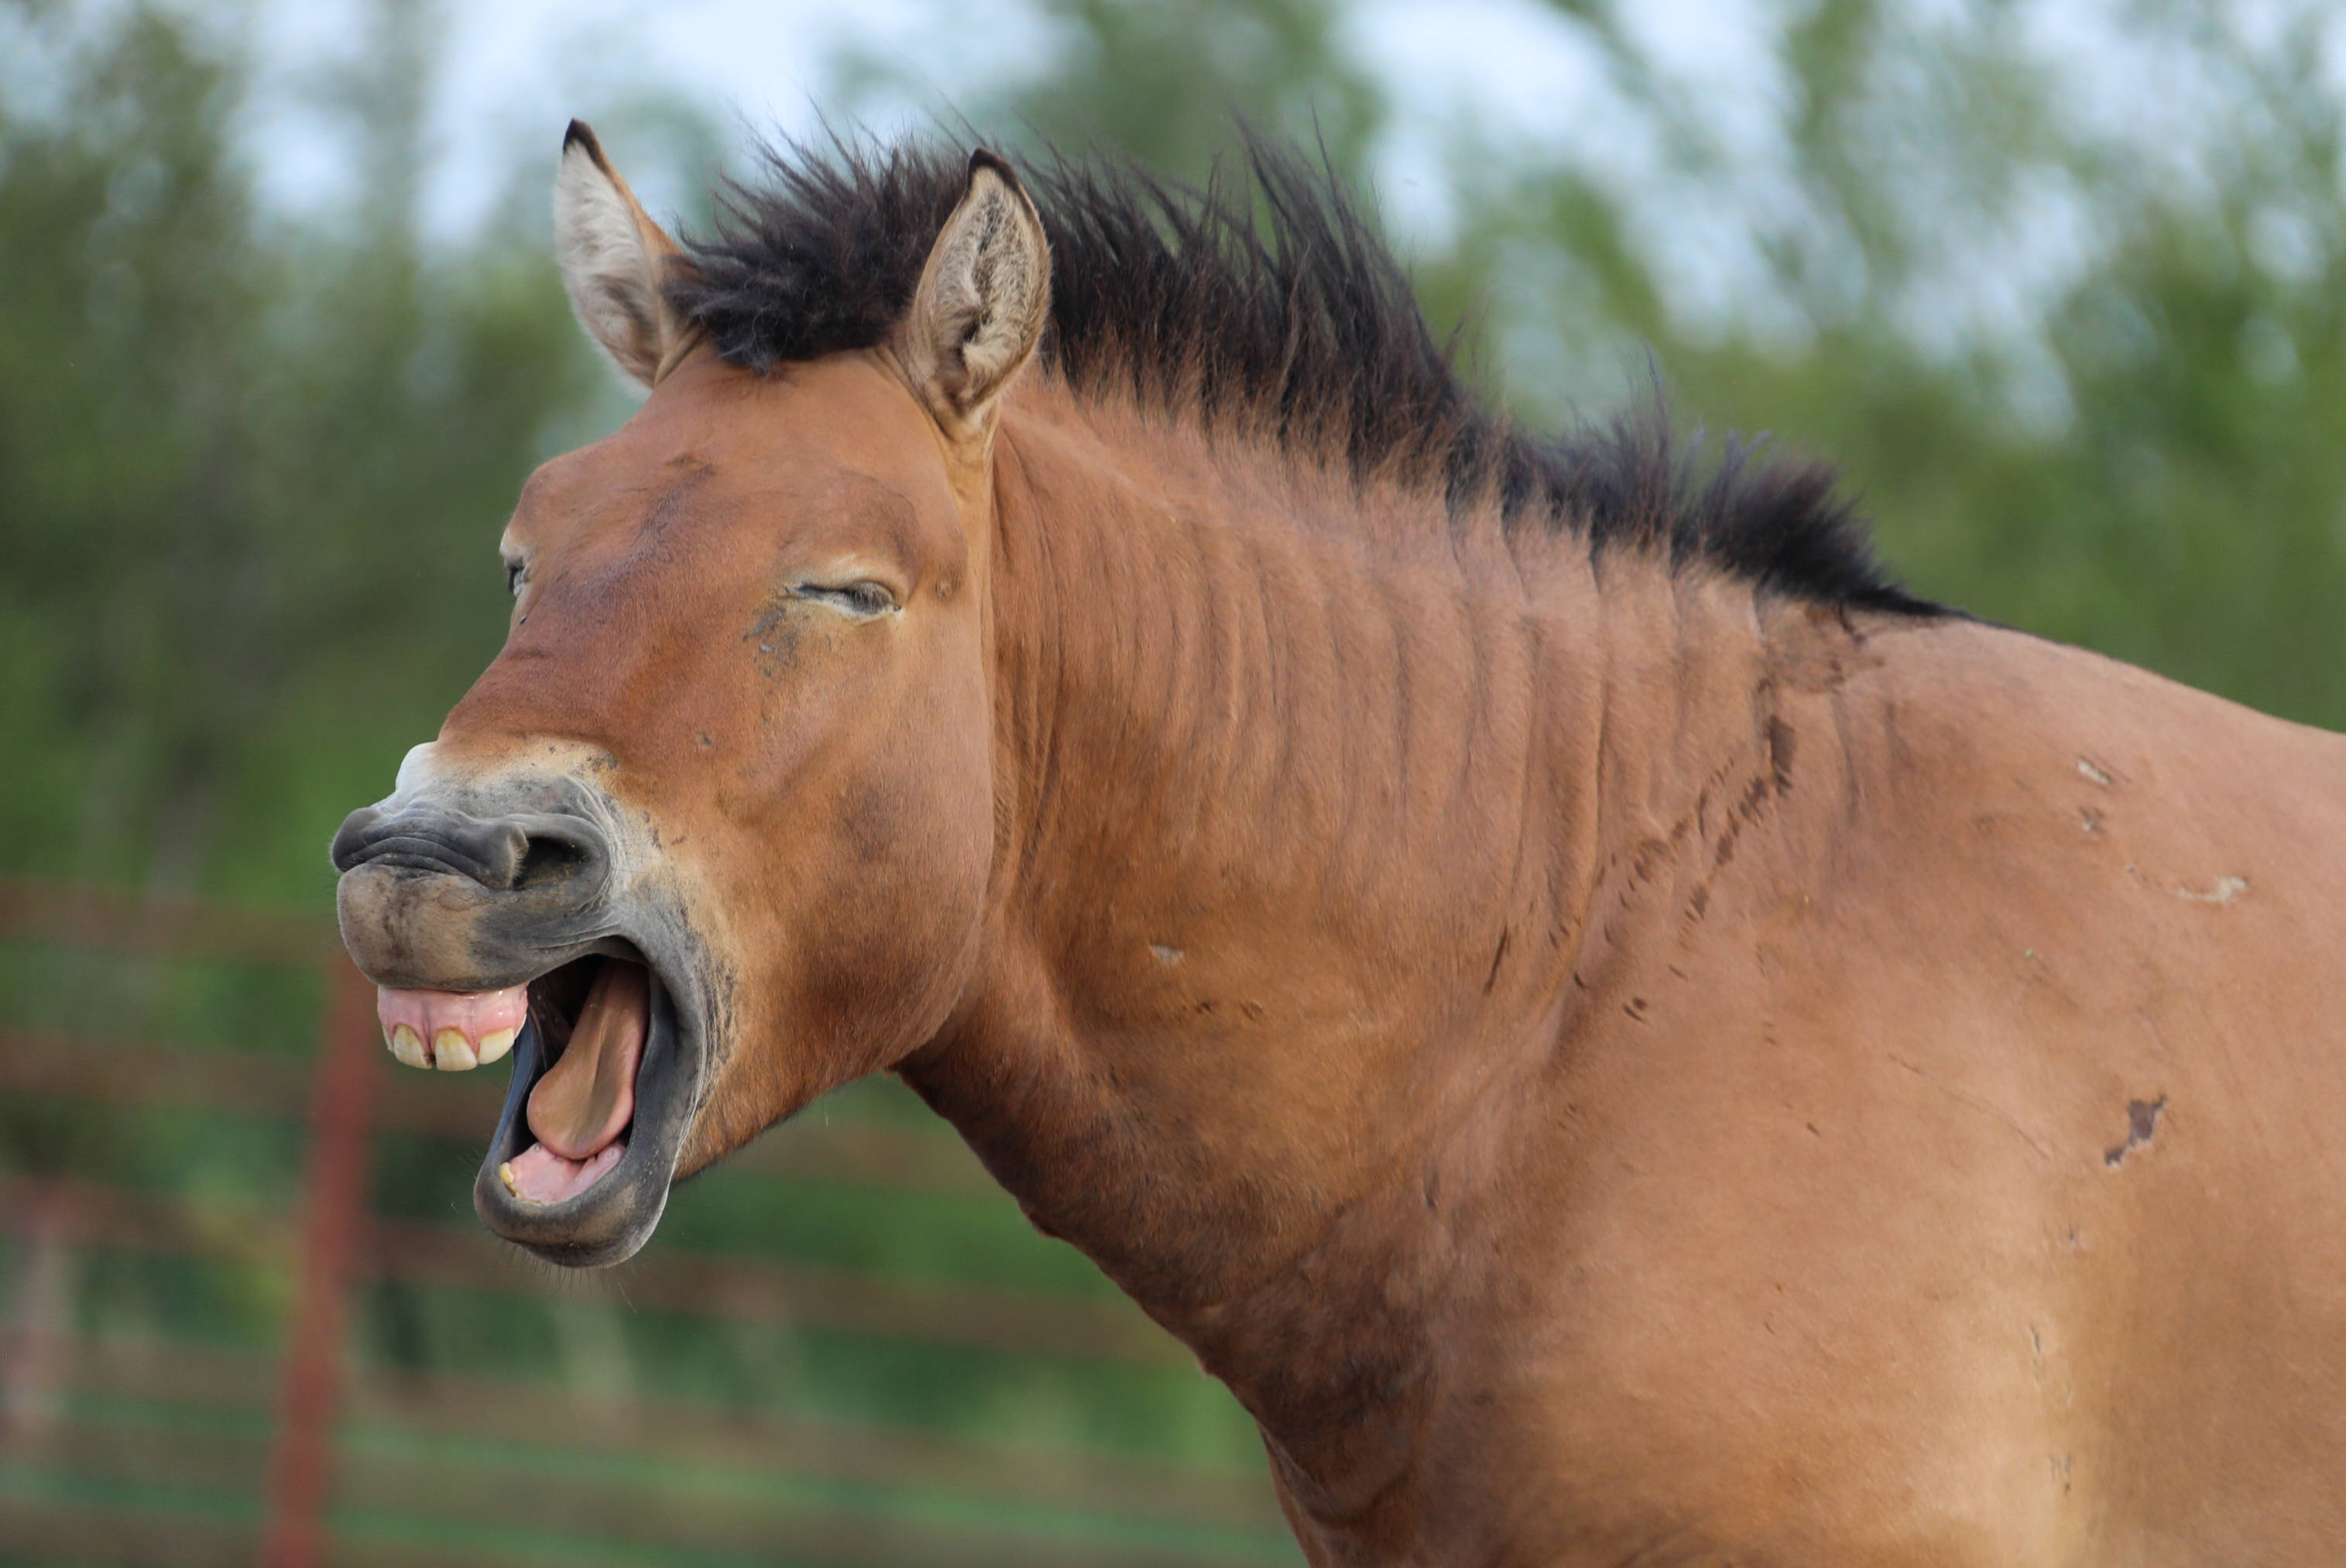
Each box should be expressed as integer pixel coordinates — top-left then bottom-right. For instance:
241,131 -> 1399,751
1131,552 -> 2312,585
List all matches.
667,132 -> 1940,616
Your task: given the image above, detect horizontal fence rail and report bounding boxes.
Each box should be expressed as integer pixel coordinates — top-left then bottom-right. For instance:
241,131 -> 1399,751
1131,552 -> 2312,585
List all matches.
0,878 -> 1295,1567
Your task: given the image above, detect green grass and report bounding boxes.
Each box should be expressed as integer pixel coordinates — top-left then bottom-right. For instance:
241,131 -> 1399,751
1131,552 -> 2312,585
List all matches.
0,937 -> 1286,1563
354,1280 -> 1259,1469
0,942 -> 321,1057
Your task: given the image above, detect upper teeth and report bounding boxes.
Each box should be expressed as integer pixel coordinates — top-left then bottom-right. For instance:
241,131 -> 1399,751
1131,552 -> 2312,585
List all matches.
432,1029 -> 478,1071
376,984 -> 531,1072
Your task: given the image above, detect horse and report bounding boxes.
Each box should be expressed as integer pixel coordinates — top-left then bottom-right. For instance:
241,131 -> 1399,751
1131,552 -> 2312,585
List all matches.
331,122 -> 2346,1564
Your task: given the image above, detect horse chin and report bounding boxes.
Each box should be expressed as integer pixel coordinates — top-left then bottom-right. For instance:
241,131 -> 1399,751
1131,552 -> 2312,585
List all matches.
471,952 -> 702,1268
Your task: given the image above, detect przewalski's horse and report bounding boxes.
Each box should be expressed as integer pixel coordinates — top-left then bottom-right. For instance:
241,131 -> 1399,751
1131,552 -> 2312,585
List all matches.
332,122 -> 2346,1564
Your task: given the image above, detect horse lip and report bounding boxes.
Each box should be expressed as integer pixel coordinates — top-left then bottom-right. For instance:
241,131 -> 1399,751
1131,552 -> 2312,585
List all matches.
471,954 -> 700,1268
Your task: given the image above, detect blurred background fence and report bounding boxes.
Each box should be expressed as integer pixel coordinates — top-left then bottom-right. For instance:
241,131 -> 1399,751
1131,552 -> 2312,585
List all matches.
2,0 -> 2342,1562
0,878 -> 1297,1566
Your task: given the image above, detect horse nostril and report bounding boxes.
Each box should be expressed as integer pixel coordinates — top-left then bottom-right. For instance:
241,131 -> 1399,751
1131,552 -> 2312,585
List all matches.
515,829 -> 591,889
331,802 -> 609,904
477,821 -> 531,888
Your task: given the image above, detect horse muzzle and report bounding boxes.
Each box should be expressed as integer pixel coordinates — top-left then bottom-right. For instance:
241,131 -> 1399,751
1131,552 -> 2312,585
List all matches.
331,781 -> 615,987
331,772 -> 711,1268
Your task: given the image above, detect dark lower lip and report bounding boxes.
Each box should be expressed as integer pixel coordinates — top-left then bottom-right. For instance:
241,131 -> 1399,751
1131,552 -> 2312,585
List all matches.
472,959 -> 698,1268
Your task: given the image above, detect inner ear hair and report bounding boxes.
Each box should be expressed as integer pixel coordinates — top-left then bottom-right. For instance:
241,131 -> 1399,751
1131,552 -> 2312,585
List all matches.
554,120 -> 695,389
899,150 -> 1051,436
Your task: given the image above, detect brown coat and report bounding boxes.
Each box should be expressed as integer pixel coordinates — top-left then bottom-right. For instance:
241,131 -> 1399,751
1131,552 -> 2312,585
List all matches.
334,132 -> 2346,1564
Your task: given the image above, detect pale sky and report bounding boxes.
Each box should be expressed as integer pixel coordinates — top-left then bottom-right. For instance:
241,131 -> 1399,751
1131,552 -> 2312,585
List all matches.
221,0 -> 1616,246
27,0 -> 2337,418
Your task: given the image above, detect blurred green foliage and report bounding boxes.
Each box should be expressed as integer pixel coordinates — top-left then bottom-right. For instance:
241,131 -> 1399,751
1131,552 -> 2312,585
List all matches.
0,2 -> 606,901
1465,0 -> 2346,722
3,0 -> 2340,906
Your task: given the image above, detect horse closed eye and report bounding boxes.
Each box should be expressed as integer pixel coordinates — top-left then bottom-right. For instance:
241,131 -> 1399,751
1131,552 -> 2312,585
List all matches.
794,581 -> 897,616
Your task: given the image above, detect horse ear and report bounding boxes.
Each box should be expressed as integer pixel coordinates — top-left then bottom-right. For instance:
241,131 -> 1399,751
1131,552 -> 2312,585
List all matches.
897,150 -> 1050,437
554,121 -> 692,388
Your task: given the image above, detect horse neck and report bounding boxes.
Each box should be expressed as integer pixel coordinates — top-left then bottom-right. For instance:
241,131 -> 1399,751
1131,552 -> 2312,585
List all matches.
902,384 -> 1794,1472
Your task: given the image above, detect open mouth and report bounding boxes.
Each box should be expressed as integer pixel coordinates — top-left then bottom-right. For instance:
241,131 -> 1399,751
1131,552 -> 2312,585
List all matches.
500,955 -> 650,1203
375,946 -> 698,1267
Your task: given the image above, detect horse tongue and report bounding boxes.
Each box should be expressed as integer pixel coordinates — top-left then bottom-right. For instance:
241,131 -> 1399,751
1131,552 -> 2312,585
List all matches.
525,959 -> 647,1161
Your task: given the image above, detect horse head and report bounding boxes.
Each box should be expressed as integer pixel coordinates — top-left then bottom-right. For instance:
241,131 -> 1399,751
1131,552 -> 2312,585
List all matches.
331,125 -> 1048,1265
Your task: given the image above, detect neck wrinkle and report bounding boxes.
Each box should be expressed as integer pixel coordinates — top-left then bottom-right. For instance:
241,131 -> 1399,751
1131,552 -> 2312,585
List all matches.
907,395 -> 1882,1548
911,393 -> 1669,1507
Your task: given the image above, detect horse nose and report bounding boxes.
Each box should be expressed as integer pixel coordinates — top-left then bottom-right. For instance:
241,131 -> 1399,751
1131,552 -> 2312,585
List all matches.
331,801 -> 610,904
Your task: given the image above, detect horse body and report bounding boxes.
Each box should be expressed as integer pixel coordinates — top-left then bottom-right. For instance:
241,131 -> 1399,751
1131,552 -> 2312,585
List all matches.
931,380 -> 2346,1563
331,126 -> 2346,1563
1429,631 -> 2346,1566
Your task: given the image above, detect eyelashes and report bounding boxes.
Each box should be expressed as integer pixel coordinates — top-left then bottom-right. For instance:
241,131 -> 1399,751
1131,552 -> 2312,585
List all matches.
791,580 -> 898,617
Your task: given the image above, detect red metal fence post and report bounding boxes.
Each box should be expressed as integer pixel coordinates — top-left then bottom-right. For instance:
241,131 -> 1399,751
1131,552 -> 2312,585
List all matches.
258,957 -> 381,1568
0,1183 -> 79,1443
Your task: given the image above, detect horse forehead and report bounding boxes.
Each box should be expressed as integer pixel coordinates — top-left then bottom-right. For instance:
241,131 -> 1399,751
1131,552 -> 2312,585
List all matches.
506,354 -> 954,575
636,350 -> 942,478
